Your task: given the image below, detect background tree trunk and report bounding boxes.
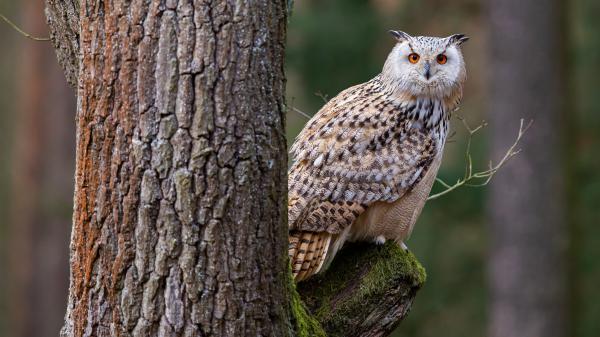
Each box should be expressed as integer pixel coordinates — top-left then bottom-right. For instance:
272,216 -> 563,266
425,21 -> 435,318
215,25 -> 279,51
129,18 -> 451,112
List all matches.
486,1 -> 569,337
59,1 -> 291,336
7,1 -> 74,336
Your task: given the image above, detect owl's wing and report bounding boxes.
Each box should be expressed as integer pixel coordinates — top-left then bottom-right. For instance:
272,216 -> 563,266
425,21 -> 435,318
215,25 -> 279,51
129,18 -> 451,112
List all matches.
287,81 -> 441,281
288,83 -> 438,234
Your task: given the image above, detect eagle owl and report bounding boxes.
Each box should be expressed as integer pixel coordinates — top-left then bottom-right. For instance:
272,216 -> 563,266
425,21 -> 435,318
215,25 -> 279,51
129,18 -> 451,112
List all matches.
288,31 -> 469,281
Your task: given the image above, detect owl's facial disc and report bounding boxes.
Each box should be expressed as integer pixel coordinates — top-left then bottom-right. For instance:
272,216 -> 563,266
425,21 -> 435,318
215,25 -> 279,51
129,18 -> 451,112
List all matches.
384,39 -> 466,98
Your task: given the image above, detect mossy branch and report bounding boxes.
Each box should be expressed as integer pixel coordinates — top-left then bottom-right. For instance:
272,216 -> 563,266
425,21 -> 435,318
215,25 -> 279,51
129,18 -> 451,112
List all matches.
292,242 -> 426,337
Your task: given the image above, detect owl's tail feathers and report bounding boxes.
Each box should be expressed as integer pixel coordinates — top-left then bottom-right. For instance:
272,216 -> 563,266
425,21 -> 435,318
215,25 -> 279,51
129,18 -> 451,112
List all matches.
289,231 -> 331,282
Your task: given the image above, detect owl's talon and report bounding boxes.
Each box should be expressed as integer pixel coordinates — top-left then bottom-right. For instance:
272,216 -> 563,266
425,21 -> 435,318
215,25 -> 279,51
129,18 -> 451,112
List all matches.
374,236 -> 386,245
400,242 -> 409,251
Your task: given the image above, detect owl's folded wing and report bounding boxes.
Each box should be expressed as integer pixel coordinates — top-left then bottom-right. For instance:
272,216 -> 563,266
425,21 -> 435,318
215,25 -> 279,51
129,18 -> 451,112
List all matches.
288,89 -> 438,233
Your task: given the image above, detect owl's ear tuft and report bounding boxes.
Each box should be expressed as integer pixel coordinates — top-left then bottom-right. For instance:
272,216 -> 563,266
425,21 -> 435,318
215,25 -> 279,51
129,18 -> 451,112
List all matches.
447,34 -> 469,46
389,30 -> 412,42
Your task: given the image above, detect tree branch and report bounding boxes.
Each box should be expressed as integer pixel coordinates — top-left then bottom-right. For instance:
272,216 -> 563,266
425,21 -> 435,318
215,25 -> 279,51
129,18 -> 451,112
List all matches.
428,118 -> 532,200
295,242 -> 426,337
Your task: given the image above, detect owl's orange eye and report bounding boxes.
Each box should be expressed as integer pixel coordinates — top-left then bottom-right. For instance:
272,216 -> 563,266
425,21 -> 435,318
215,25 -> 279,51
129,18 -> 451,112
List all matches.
436,54 -> 448,64
408,53 -> 420,64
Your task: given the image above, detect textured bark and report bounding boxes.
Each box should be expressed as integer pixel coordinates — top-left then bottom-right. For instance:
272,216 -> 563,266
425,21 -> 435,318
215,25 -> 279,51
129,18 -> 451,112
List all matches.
8,1 -> 74,336
59,1 -> 291,336
487,1 -> 569,337
44,0 -> 79,88
297,242 -> 425,337
44,1 -> 426,336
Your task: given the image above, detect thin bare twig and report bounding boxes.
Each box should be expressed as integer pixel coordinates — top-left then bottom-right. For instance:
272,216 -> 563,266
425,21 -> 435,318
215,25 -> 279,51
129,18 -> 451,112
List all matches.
445,129 -> 458,143
315,91 -> 329,103
428,118 -> 533,200
287,91 -> 329,120
0,12 -> 51,41
290,106 -> 313,120
286,99 -> 314,120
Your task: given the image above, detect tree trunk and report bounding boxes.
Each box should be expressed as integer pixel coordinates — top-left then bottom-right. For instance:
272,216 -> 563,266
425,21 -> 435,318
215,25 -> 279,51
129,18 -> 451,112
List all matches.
8,1 -> 74,336
58,1 -> 292,336
45,1 -> 425,336
44,0 -> 79,88
486,1 -> 569,337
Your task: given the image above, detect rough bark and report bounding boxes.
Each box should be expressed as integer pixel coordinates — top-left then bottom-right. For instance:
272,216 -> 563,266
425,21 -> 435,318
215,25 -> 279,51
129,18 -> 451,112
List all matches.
8,1 -> 75,336
297,242 -> 425,337
487,1 -> 569,337
44,1 -> 424,336
44,0 -> 79,88
59,1 -> 291,336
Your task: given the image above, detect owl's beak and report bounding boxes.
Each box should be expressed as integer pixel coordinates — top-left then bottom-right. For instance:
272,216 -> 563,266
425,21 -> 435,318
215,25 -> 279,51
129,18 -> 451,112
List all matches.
423,62 -> 431,80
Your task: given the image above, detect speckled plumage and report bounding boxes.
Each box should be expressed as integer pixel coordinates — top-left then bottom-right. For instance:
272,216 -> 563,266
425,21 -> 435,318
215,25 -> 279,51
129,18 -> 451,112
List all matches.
289,31 -> 468,281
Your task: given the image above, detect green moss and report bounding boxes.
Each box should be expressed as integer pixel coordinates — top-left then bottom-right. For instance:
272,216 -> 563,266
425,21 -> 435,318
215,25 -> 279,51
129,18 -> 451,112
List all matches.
297,242 -> 426,336
288,265 -> 327,337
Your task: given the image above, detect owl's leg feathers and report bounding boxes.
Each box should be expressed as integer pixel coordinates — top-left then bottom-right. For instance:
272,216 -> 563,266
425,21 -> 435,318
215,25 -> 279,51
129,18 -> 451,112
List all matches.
288,231 -> 331,282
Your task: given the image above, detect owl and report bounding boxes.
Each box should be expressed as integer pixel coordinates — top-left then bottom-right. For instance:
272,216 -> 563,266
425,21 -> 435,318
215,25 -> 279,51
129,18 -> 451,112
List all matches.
288,31 -> 469,281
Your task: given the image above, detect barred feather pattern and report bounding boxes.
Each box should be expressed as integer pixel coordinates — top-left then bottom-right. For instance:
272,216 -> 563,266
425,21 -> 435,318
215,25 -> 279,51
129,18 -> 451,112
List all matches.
288,73 -> 459,281
288,231 -> 331,281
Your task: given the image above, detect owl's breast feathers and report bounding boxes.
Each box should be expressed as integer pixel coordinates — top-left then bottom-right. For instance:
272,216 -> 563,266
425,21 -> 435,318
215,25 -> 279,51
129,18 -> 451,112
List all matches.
288,75 -> 455,281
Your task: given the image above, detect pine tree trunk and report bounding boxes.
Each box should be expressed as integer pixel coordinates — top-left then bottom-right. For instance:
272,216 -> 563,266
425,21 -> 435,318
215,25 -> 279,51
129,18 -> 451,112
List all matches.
56,1 -> 291,336
487,1 -> 569,337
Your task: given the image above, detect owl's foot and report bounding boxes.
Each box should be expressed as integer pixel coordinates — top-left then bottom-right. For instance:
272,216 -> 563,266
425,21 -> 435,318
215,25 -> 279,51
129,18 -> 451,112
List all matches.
400,242 -> 409,251
374,235 -> 386,245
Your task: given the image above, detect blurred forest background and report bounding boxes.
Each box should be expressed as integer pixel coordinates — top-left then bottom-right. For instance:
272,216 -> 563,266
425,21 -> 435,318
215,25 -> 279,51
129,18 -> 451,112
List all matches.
0,0 -> 598,336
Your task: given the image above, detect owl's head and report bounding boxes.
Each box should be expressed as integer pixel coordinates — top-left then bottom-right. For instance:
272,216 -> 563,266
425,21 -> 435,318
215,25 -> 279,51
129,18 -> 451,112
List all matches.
382,30 -> 468,99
